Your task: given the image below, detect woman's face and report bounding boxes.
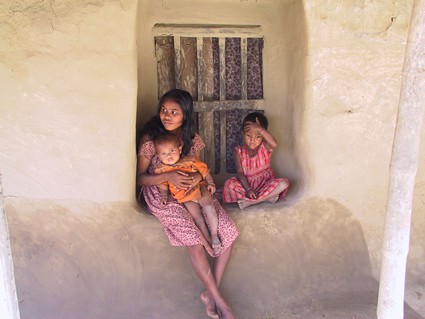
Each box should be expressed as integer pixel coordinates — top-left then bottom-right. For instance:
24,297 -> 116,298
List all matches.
159,99 -> 184,133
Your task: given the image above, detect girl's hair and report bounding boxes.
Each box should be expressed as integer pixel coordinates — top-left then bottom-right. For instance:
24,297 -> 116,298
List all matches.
242,111 -> 268,129
139,89 -> 196,157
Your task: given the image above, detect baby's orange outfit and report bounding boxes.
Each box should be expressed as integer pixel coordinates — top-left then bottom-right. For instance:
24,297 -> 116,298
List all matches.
155,155 -> 210,203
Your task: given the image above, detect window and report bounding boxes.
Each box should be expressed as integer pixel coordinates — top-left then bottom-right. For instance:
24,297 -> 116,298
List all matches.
154,24 -> 265,175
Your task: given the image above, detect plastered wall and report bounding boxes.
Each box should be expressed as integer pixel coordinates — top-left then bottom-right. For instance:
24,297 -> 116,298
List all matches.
1,0 -> 424,279
0,0 -> 138,202
304,0 -> 424,276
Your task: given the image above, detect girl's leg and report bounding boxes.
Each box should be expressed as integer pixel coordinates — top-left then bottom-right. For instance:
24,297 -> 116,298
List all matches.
198,190 -> 222,255
184,201 -> 212,245
188,245 -> 235,319
238,180 -> 289,209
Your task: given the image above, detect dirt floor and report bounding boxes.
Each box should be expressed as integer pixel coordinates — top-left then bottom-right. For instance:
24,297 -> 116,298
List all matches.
5,197 -> 424,319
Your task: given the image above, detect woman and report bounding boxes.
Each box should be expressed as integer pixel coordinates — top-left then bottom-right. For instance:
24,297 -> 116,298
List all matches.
137,89 -> 238,319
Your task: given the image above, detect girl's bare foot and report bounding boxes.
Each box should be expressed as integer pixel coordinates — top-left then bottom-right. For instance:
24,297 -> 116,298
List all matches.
237,199 -> 256,210
267,195 -> 279,203
237,199 -> 246,209
200,291 -> 219,319
212,236 -> 223,256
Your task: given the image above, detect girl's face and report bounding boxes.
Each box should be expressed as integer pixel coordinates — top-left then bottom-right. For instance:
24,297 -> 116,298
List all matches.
159,99 -> 184,133
243,124 -> 263,151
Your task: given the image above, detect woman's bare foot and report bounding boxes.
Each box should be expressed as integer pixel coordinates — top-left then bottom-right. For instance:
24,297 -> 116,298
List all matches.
200,291 -> 219,319
212,236 -> 223,256
215,300 -> 235,319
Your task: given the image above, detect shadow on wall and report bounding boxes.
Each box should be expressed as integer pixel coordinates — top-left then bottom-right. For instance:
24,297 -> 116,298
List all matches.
276,0 -> 311,200
8,197 -> 424,318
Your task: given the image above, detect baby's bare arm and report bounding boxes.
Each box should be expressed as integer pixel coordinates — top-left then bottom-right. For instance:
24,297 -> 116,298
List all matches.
158,187 -> 169,204
204,172 -> 216,194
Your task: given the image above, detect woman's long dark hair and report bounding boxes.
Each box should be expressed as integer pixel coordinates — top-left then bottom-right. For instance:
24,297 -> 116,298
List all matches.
139,89 -> 196,157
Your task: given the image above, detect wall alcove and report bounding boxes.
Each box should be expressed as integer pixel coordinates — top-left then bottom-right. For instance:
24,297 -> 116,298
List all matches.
136,0 -> 310,199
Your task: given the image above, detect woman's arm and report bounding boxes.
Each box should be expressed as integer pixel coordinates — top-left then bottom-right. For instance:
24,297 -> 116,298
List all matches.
193,149 -> 201,161
137,155 -> 168,186
183,142 -> 203,190
137,154 -> 196,189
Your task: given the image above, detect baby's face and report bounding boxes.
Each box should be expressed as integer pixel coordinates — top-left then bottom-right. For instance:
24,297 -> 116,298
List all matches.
156,141 -> 181,165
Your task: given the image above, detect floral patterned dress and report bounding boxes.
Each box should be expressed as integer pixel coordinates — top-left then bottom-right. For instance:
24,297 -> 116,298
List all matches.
138,133 -> 238,257
222,143 -> 289,204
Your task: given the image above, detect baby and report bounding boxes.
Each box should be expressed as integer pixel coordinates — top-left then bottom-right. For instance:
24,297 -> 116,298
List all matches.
153,132 -> 222,255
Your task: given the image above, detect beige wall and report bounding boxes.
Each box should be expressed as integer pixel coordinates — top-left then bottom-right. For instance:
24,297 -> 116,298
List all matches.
0,0 -> 138,202
1,0 -> 424,280
303,0 -> 424,276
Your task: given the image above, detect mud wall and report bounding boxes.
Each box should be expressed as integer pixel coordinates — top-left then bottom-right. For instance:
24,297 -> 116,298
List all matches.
0,0 -> 138,202
0,0 -> 424,283
304,0 -> 424,277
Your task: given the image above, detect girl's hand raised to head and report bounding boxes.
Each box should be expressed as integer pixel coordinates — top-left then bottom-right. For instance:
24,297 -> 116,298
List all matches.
243,118 -> 263,133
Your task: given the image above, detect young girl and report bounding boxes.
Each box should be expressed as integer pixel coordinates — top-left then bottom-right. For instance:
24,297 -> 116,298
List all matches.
222,112 -> 289,209
153,132 -> 223,255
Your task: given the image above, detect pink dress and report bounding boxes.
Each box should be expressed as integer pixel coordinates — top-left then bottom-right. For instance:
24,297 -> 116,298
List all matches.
222,143 -> 289,204
138,133 -> 238,257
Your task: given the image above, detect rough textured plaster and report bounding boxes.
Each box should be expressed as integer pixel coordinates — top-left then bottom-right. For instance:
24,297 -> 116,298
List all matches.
0,0 -> 424,316
303,0 -> 424,279
7,198 -> 423,318
0,0 -> 138,201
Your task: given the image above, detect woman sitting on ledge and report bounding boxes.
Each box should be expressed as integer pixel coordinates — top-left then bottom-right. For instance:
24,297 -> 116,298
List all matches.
137,89 -> 238,319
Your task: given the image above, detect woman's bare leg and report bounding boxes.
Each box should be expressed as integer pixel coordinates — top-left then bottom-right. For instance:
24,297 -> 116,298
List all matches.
188,244 -> 235,319
201,243 -> 234,316
238,181 -> 289,209
213,242 -> 233,287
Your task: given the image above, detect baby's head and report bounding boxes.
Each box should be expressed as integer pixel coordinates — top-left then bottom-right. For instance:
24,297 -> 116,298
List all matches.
153,132 -> 182,165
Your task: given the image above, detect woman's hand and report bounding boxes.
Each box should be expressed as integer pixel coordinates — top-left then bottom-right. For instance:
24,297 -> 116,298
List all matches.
166,170 -> 194,190
184,172 -> 203,195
